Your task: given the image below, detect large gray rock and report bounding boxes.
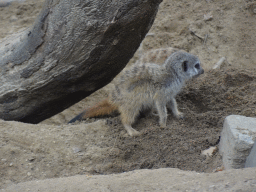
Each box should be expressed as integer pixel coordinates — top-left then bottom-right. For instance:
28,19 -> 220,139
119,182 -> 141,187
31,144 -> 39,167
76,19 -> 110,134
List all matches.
0,0 -> 26,7
219,115 -> 256,169
0,0 -> 162,123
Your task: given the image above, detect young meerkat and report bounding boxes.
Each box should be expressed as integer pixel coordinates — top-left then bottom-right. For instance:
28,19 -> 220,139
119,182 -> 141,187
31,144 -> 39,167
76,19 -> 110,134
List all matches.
69,49 -> 204,136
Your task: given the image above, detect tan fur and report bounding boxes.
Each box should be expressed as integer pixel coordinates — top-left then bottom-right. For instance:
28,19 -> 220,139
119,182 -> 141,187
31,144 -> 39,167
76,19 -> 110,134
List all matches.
69,48 -> 204,136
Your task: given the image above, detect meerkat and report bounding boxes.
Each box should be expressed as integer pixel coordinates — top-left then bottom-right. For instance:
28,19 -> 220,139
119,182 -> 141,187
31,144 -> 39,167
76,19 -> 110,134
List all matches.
69,49 -> 204,136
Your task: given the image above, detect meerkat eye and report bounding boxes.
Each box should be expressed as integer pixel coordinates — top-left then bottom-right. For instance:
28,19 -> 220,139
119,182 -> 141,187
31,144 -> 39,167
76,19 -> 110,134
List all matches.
182,61 -> 188,72
195,63 -> 200,69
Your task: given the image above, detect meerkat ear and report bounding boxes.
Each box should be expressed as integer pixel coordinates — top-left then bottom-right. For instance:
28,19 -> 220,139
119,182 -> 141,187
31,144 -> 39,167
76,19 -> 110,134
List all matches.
182,61 -> 188,72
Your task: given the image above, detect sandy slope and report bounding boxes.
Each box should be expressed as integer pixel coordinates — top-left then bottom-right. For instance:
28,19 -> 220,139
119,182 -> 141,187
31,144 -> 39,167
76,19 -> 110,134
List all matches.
2,168 -> 256,192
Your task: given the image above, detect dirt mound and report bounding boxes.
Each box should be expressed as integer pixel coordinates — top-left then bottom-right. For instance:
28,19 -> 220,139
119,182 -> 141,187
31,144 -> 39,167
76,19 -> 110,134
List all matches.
74,64 -> 256,174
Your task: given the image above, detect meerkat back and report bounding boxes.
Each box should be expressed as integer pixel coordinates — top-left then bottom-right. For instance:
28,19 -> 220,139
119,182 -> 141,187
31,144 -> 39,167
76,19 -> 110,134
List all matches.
135,47 -> 180,65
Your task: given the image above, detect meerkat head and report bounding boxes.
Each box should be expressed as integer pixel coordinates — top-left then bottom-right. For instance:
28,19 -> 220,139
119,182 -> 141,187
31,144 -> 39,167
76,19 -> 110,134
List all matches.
164,51 -> 204,80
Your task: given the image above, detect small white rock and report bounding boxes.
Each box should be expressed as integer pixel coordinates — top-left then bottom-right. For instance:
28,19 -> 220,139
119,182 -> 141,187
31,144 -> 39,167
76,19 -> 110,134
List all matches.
9,15 -> 18,22
72,147 -> 82,153
204,14 -> 213,21
201,146 -> 217,156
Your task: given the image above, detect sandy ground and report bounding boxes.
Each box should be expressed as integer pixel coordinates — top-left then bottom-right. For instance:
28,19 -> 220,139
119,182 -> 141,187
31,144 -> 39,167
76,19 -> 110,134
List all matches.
2,168 -> 256,192
0,0 -> 256,190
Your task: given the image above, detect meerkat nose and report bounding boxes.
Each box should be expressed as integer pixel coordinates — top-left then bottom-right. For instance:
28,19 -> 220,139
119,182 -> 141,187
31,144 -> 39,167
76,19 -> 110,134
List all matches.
201,69 -> 204,74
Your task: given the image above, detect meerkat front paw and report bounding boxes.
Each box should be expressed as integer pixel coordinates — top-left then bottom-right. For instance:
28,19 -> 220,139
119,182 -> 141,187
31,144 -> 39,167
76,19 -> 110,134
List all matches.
159,122 -> 167,128
174,111 -> 184,119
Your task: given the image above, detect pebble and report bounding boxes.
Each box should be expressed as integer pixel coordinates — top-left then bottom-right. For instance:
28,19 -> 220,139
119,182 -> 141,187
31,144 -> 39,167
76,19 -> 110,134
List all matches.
10,15 -> 18,22
72,147 -> 82,153
201,146 -> 217,157
28,157 -> 35,162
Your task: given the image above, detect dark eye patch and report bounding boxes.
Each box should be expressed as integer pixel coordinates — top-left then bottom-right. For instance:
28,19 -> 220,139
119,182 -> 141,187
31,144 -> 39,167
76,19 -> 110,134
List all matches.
195,63 -> 200,69
182,61 -> 188,72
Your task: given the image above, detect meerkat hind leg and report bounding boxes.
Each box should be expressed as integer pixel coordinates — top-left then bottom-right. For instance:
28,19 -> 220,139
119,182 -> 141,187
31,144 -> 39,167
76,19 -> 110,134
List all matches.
168,98 -> 184,119
123,124 -> 141,136
120,107 -> 141,137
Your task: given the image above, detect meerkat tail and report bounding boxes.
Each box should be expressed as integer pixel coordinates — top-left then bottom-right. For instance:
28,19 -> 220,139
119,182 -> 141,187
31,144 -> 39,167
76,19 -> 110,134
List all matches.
68,111 -> 87,123
68,99 -> 118,123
